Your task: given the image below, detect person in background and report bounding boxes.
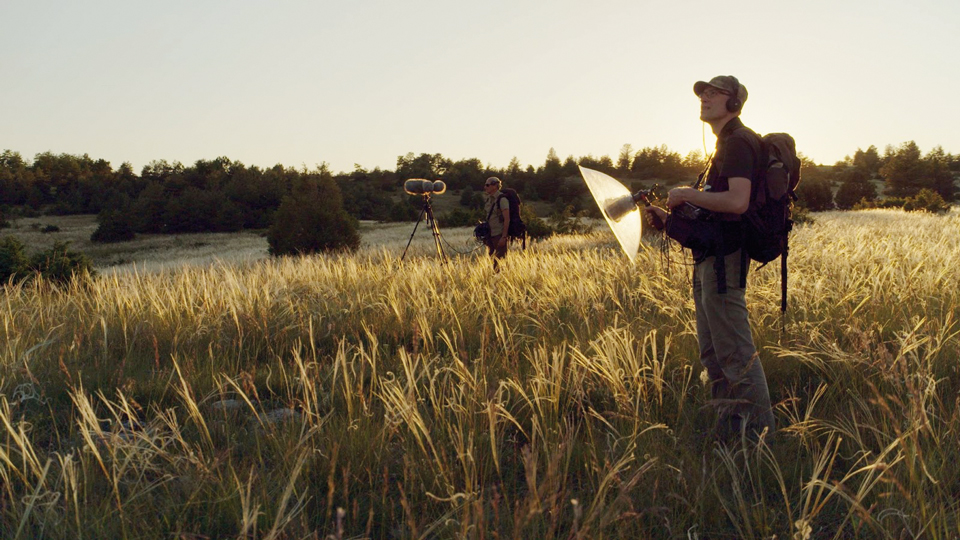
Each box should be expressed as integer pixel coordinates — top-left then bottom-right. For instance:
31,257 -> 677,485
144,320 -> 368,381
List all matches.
482,176 -> 510,271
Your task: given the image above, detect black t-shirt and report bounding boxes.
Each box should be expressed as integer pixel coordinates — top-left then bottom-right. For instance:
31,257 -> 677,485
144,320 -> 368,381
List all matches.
691,117 -> 761,257
705,117 -> 761,220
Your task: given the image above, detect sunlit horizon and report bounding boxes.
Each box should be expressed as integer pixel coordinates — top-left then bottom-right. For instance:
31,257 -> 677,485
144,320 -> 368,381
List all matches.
2,0 -> 958,175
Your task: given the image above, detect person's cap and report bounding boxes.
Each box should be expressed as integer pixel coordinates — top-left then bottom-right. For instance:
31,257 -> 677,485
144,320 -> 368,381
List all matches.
694,75 -> 748,104
485,177 -> 501,187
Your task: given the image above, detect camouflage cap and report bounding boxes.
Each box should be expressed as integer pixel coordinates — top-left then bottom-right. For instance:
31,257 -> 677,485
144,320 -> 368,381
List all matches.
694,75 -> 748,104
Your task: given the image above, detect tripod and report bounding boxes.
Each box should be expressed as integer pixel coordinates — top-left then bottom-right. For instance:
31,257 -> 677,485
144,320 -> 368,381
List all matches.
401,195 -> 448,263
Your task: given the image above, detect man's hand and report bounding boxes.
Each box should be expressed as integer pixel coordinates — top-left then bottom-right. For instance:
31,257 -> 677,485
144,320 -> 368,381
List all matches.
643,206 -> 667,230
497,235 -> 507,247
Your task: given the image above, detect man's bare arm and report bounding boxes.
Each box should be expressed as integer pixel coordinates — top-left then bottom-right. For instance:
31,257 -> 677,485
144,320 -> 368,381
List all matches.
666,177 -> 752,215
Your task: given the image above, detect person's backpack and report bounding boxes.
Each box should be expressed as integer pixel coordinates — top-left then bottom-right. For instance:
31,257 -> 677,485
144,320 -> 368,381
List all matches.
739,132 -> 802,312
494,188 -> 527,248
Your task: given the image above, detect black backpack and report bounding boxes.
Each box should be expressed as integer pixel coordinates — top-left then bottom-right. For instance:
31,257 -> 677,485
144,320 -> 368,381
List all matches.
487,188 -> 527,248
740,132 -> 802,311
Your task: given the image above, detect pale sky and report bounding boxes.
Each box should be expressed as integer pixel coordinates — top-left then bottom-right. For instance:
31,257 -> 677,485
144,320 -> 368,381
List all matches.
2,0 -> 957,174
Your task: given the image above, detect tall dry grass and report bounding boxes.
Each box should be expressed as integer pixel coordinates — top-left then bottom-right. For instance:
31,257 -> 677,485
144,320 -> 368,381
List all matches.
1,208 -> 958,538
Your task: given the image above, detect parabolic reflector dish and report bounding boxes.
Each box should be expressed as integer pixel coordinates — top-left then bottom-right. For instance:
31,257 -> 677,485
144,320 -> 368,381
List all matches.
578,166 -> 642,261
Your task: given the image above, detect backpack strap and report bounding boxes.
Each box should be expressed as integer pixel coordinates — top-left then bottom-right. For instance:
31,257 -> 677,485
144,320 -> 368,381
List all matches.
781,241 -> 788,313
693,155 -> 713,191
485,195 -> 501,222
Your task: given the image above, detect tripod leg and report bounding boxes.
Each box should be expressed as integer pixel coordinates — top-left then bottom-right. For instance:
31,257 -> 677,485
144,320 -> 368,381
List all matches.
425,206 -> 447,264
401,206 -> 427,261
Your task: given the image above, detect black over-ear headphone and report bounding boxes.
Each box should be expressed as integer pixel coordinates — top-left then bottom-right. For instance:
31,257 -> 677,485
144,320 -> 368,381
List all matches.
726,76 -> 742,112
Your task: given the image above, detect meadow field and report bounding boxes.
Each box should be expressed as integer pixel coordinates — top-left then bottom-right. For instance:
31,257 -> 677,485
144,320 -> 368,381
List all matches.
1,208 -> 959,538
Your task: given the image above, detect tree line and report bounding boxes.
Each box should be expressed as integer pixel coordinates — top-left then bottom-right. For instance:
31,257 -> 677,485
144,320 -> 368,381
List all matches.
796,142 -> 958,211
1,141 -> 957,247
0,145 -> 711,240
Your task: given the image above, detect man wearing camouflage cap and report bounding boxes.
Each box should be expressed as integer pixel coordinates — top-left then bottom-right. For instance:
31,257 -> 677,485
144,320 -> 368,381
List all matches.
645,75 -> 776,443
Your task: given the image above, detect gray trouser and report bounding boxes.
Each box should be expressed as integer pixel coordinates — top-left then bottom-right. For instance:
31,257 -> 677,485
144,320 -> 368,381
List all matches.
693,249 -> 775,438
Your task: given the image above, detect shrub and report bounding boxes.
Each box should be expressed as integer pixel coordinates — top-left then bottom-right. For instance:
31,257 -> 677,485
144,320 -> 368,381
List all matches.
853,189 -> 951,214
91,210 -> 136,243
0,236 -> 29,283
439,207 -> 482,228
29,242 -> 95,284
522,204 -> 552,240
387,200 -> 420,222
267,175 -> 361,256
852,197 -> 876,211
548,205 -> 594,235
0,237 -> 93,285
791,205 -> 814,225
903,188 -> 951,213
834,169 -> 877,210
40,224 -> 60,233
459,189 -> 483,210
796,177 -> 834,211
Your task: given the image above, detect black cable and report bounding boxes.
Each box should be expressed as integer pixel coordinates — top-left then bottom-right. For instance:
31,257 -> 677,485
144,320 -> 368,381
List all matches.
441,232 -> 485,256
429,216 -> 485,256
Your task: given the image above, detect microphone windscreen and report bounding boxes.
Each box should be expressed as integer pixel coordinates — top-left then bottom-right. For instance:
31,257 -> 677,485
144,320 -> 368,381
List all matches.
404,179 -> 431,194
604,195 -> 638,222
